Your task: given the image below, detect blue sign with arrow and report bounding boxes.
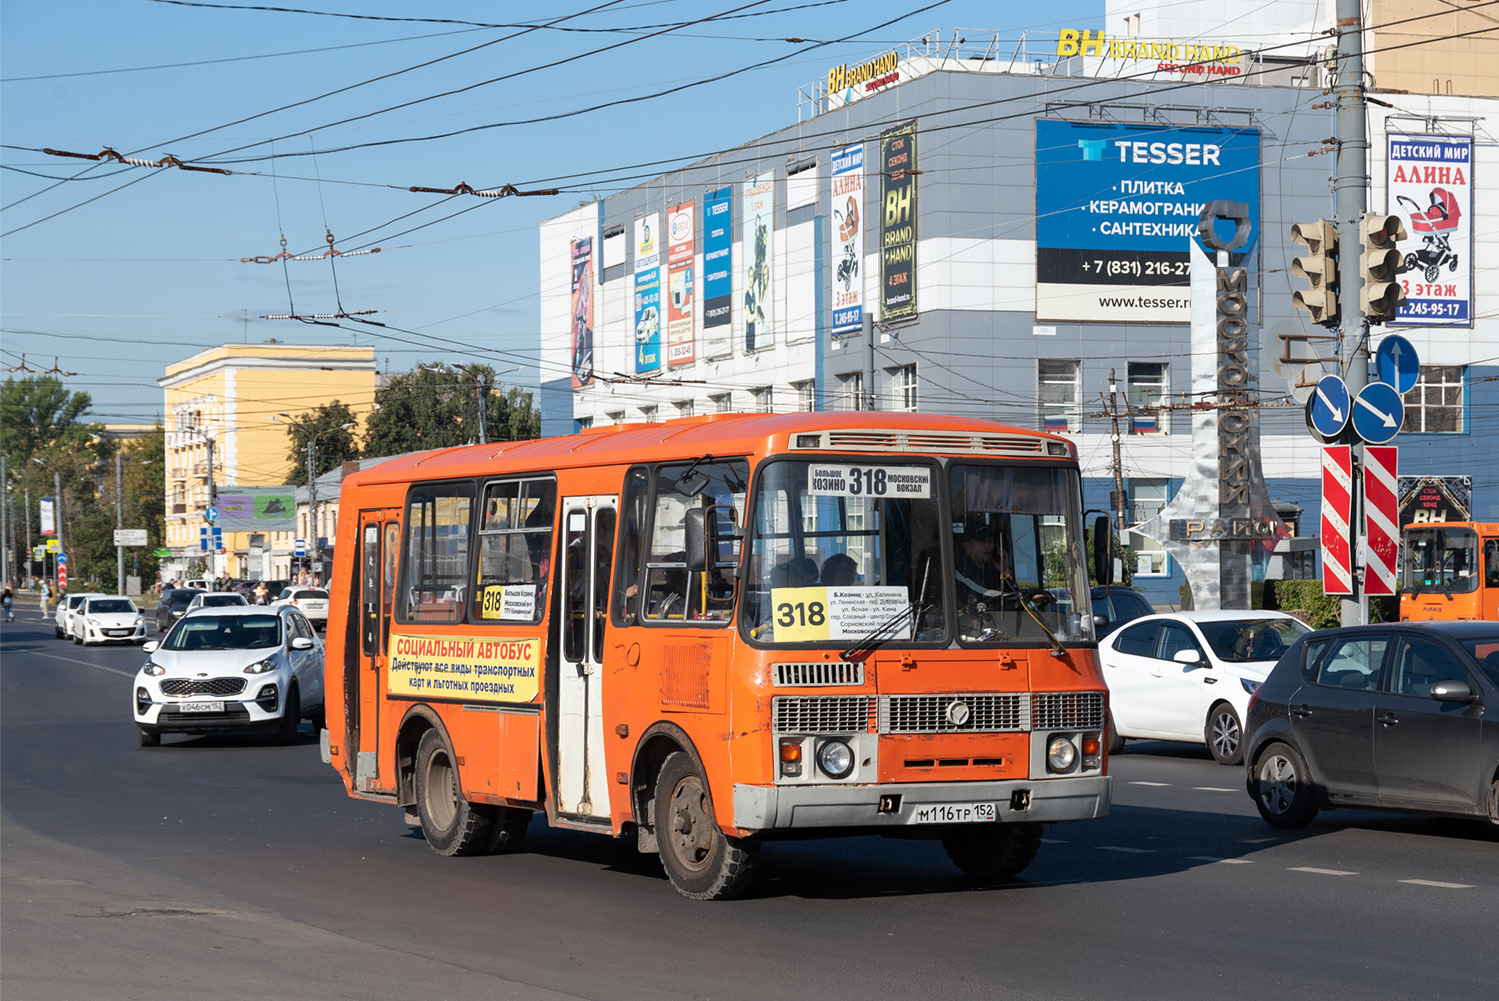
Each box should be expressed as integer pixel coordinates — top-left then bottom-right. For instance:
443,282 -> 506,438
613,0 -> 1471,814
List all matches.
1307,374 -> 1351,440
1375,334 -> 1420,394
1352,382 -> 1405,445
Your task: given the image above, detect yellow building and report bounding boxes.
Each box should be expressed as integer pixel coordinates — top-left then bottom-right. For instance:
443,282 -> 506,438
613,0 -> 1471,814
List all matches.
1368,1 -> 1499,98
158,342 -> 377,580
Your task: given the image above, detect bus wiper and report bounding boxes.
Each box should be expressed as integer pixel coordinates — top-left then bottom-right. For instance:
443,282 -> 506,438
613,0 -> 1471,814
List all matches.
840,601 -> 923,661
1010,585 -> 1068,659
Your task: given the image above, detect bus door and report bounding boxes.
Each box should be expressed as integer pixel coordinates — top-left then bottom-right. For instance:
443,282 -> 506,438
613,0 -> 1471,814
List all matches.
353,509 -> 401,795
556,496 -> 617,820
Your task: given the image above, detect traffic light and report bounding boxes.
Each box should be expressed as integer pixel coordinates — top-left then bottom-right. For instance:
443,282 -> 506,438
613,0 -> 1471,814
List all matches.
1359,213 -> 1409,322
1290,220 -> 1338,326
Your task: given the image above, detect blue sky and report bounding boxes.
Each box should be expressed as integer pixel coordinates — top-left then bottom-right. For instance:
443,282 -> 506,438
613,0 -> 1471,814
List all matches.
1,0 -> 1103,423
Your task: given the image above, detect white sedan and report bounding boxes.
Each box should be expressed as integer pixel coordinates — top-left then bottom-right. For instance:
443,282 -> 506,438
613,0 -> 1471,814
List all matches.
55,592 -> 105,639
71,595 -> 148,646
1100,610 -> 1310,765
133,606 -> 324,747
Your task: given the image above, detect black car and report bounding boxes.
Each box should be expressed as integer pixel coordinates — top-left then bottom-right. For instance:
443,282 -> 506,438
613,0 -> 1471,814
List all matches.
1244,621 -> 1499,828
1092,585 -> 1154,639
153,588 -> 205,633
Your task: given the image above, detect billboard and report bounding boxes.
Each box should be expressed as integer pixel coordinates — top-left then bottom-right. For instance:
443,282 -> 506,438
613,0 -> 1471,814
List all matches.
879,122 -> 918,322
569,238 -> 594,388
742,171 -> 774,351
830,142 -> 864,336
634,213 -> 661,374
703,187 -> 733,359
40,497 -> 55,536
216,487 -> 296,532
1387,133 -> 1472,327
665,201 -> 695,366
1035,119 -> 1261,323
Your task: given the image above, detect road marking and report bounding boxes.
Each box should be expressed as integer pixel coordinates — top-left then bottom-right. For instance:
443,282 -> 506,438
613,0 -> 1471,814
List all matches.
1189,856 -> 1254,864
1192,786 -> 1236,792
1290,867 -> 1357,876
1238,837 -> 1278,844
23,650 -> 135,678
1129,781 -> 1171,787
1097,846 -> 1155,854
1399,879 -> 1473,889
1040,838 -> 1067,844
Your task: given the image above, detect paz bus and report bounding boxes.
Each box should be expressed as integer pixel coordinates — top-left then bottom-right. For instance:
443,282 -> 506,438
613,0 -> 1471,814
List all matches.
320,413 -> 1114,899
1400,521 -> 1499,621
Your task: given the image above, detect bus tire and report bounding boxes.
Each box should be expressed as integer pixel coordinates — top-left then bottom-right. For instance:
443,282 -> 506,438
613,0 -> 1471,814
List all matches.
484,807 -> 531,854
942,822 -> 1043,879
654,751 -> 756,900
415,728 -> 491,856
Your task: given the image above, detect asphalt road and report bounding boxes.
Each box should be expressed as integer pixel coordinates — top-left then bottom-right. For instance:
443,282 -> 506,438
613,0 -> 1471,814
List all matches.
4,613 -> 1496,1001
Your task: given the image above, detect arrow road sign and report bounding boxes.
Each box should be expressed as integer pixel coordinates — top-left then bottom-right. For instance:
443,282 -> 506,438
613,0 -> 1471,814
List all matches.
1321,445 -> 1354,596
205,506 -> 219,522
1375,334 -> 1420,394
1363,446 -> 1400,597
1307,374 -> 1351,440
1352,382 -> 1405,445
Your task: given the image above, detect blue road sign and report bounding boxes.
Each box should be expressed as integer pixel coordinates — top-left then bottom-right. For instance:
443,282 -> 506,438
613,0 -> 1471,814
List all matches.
294,538 -> 306,557
199,527 -> 209,551
56,552 -> 68,565
1307,374 -> 1351,439
205,506 -> 219,522
1375,334 -> 1420,394
1352,382 -> 1405,445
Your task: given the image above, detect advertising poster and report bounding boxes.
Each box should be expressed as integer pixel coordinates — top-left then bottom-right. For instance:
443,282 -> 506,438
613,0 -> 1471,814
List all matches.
634,213 -> 661,374
879,121 -> 918,322
1035,119 -> 1261,323
1387,133 -> 1472,327
665,200 -> 696,366
830,142 -> 864,336
217,488 -> 296,532
40,497 -> 55,536
702,187 -> 733,359
742,171 -> 775,351
569,238 -> 594,388
387,633 -> 540,702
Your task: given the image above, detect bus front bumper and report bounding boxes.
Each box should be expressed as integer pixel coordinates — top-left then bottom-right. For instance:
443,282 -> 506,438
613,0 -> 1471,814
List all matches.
732,775 -> 1111,831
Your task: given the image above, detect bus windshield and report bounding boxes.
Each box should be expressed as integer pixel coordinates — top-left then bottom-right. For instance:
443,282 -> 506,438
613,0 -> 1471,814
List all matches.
1403,525 -> 1480,595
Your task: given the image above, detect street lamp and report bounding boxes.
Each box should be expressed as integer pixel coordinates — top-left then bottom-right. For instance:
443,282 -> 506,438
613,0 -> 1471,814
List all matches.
275,413 -> 357,576
31,456 -> 62,587
419,362 -> 518,445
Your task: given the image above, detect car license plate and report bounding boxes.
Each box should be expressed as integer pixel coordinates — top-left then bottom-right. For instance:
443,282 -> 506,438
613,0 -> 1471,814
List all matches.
909,802 -> 997,825
180,701 -> 224,713
108,629 -> 130,636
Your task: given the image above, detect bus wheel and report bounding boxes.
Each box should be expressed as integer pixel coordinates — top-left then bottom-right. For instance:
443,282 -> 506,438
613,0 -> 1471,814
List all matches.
415,729 -> 492,856
654,751 -> 756,900
942,822 -> 1043,879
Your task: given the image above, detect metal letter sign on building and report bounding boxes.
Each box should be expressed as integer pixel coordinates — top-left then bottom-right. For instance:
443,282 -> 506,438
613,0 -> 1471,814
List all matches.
1321,445 -> 1354,596
1363,446 -> 1400,597
1034,120 -> 1260,323
879,121 -> 918,322
1387,133 -> 1472,327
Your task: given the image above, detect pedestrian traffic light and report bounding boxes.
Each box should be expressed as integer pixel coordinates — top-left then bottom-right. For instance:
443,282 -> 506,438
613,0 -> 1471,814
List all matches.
1358,213 -> 1409,322
1290,220 -> 1338,326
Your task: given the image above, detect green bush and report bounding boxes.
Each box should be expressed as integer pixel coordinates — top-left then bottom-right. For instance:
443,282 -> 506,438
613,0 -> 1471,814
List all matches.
1178,581 -> 1193,611
1268,580 -> 1342,629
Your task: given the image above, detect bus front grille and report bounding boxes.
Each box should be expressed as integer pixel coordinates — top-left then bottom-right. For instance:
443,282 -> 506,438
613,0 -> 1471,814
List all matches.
772,661 -> 865,687
879,693 -> 1025,733
772,691 -> 1105,735
1031,691 -> 1107,729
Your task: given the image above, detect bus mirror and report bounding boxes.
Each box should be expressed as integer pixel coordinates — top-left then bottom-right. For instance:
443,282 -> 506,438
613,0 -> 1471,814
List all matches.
685,508 -> 717,574
1093,516 -> 1113,586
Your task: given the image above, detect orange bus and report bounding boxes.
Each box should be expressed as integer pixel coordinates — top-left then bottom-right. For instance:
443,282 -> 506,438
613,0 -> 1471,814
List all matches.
1400,521 -> 1499,621
321,413 -> 1114,898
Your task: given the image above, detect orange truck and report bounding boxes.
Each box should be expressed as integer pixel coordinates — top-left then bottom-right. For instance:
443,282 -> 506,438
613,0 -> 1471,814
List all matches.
321,413 -> 1114,898
1400,521 -> 1499,621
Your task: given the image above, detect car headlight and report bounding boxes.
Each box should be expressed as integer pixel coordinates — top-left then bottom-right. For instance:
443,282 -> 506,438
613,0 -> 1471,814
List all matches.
143,660 -> 165,676
1047,735 -> 1078,772
815,739 -> 854,779
86,618 -> 99,627
243,659 -> 278,675
1241,678 -> 1261,696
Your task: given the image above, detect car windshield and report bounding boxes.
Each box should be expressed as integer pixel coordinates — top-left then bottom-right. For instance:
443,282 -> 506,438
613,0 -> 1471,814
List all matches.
168,590 -> 203,606
1403,525 -> 1480,595
89,599 -> 135,614
163,613 -> 282,651
200,594 -> 245,606
1459,635 -> 1499,684
294,589 -> 327,599
1196,618 -> 1309,662
67,596 -> 86,609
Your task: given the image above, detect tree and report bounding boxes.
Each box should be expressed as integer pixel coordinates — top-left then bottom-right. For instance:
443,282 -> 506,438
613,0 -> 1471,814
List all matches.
363,362 -> 540,458
282,401 -> 361,487
0,375 -> 96,459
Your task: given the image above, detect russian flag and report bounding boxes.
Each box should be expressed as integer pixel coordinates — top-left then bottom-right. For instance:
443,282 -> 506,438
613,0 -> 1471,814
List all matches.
1132,415 -> 1158,433
1044,417 -> 1069,433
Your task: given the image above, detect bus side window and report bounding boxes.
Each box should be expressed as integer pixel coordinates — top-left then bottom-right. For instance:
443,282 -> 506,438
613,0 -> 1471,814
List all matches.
642,459 -> 748,625
472,477 -> 555,624
1486,539 -> 1499,588
611,467 -> 650,626
398,483 -> 474,623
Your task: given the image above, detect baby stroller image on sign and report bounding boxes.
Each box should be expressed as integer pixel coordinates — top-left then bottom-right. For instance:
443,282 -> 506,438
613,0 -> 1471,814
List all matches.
1399,187 -> 1461,282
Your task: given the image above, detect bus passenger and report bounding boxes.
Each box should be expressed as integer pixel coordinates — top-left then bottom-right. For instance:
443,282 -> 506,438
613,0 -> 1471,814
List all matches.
820,553 -> 858,587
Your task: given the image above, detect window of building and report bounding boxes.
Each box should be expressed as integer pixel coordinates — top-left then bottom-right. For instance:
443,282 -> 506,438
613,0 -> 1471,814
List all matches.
838,372 -> 864,411
888,364 -> 918,412
606,410 -> 625,425
1405,365 -> 1465,433
753,386 -> 774,413
675,400 -> 695,419
574,416 -> 593,433
640,405 -> 658,423
791,380 -> 815,412
1127,361 -> 1168,434
1038,359 -> 1081,433
1128,478 -> 1170,576
709,392 -> 733,414
1124,12 -> 1141,36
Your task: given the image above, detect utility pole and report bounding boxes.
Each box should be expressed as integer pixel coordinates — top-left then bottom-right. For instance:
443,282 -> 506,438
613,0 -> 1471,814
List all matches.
25,486 -> 31,587
476,370 -> 489,445
54,469 -> 63,588
1333,0 -> 1370,626
115,451 -> 124,595
1103,369 -> 1129,535
307,439 -> 320,573
2,455 -> 8,586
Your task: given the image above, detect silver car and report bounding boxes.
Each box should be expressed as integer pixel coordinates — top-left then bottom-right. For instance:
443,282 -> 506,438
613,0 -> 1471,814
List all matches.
133,606 -> 324,747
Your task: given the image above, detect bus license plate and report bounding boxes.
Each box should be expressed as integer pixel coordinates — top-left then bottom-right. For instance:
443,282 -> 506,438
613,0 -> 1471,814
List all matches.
910,802 -> 997,824
181,701 -> 224,713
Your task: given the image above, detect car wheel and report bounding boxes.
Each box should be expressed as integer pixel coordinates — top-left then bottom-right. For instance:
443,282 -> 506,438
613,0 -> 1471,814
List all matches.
942,822 -> 1043,879
1488,778 -> 1498,826
1252,742 -> 1319,828
1206,702 -> 1243,765
654,750 -> 757,900
414,728 -> 493,856
55,625 -> 63,638
275,685 -> 301,744
138,728 -> 160,748
1107,711 -> 1125,755
73,631 -> 82,645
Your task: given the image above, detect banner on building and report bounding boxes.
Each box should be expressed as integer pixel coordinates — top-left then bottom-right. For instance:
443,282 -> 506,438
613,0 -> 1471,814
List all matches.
634,213 -> 661,374
703,187 -> 733,360
665,201 -> 696,366
570,238 -> 594,388
40,497 -> 55,536
742,171 -> 775,351
1387,133 -> 1472,327
879,122 -> 918,323
830,142 -> 864,337
1035,119 -> 1261,323
1397,474 -> 1471,525
216,487 -> 296,532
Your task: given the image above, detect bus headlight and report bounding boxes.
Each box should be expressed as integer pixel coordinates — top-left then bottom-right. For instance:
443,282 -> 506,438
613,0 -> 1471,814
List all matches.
1047,736 -> 1077,773
816,739 -> 854,779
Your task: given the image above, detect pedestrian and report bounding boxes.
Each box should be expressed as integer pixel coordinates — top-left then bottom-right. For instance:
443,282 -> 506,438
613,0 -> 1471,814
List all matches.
3,584 -> 14,622
253,581 -> 267,605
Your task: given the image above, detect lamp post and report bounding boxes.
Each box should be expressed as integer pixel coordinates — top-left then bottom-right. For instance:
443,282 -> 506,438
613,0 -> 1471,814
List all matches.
276,414 -> 356,578
176,424 -> 218,579
31,457 -> 62,588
